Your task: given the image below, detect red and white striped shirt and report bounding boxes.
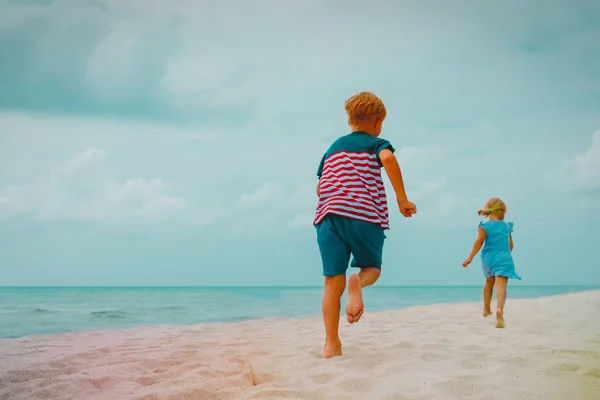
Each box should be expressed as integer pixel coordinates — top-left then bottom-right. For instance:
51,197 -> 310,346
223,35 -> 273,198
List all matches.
314,150 -> 390,229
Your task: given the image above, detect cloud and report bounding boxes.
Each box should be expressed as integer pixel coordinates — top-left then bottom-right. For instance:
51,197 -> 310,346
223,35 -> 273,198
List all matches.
0,111 -> 327,233
1,1 -> 599,287
0,147 -> 189,225
562,130 -> 600,190
1,1 -> 599,234
1,0 -> 598,126
385,178 -> 483,230
237,182 -> 285,210
228,180 -> 319,233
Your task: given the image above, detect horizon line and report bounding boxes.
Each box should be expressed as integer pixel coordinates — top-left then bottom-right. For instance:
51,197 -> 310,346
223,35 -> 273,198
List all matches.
1,285 -> 598,289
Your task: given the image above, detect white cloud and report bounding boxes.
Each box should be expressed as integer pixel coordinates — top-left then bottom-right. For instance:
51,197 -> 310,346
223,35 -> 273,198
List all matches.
563,130 -> 600,190
237,182 -> 285,210
0,148 -> 189,225
231,181 -> 319,232
0,112 -> 326,232
384,178 -> 482,230
5,0 -> 597,126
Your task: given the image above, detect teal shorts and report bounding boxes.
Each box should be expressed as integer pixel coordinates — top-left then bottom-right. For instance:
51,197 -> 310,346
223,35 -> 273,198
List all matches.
315,214 -> 386,277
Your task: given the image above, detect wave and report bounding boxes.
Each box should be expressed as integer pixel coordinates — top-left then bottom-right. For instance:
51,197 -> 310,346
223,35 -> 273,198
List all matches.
225,315 -> 255,323
159,306 -> 186,311
89,310 -> 131,319
30,308 -> 58,314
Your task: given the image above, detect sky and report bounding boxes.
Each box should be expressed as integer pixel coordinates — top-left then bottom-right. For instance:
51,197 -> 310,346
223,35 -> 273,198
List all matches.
0,0 -> 599,287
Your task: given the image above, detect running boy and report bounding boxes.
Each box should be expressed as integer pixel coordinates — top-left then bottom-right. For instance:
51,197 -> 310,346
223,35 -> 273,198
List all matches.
314,91 -> 417,359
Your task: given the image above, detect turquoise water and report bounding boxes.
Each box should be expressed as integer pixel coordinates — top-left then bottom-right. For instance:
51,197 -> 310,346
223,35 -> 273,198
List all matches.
0,286 -> 597,338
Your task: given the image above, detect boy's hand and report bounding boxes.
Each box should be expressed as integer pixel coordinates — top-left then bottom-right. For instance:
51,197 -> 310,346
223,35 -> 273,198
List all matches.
462,258 -> 472,268
397,199 -> 417,217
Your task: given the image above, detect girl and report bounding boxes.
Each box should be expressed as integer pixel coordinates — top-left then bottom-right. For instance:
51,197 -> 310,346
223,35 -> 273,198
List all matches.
463,197 -> 521,328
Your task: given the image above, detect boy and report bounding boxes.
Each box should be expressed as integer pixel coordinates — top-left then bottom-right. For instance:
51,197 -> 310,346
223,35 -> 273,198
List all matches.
314,91 -> 417,359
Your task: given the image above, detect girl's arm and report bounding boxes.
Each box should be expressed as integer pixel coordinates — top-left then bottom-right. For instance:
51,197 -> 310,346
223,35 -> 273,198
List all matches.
509,234 -> 514,252
463,226 -> 486,267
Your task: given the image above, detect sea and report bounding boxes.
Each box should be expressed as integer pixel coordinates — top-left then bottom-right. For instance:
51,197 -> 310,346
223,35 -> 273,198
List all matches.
0,286 -> 597,339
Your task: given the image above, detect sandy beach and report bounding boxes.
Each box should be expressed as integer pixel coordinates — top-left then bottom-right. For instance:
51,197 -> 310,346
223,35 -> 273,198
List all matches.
1,291 -> 599,400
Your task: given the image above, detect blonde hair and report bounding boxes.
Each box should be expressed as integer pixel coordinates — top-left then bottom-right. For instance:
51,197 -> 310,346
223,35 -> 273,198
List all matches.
477,197 -> 507,217
344,91 -> 387,125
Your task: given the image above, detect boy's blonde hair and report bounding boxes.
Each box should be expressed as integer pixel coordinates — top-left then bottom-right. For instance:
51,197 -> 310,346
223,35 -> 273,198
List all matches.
344,91 -> 387,124
478,197 -> 507,217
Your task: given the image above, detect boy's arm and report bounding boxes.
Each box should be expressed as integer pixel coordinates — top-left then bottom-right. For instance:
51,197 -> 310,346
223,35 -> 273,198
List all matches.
379,149 -> 416,217
316,180 -> 320,197
379,149 -> 407,201
509,234 -> 514,252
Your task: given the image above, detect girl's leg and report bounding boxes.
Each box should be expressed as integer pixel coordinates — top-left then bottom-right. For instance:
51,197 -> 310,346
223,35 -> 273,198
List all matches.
495,276 -> 508,328
483,277 -> 495,316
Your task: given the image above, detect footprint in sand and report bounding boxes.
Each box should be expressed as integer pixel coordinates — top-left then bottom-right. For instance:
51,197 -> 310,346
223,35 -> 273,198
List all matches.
251,372 -> 278,385
503,356 -> 536,368
135,376 -> 158,387
585,368 -> 600,379
392,341 -> 415,349
434,376 -> 486,397
459,359 -> 483,369
336,377 -> 375,393
544,363 -> 582,377
420,352 -> 444,362
311,373 -> 334,385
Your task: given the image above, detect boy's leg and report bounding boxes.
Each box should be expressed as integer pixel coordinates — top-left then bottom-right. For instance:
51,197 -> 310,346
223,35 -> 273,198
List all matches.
346,267 -> 381,323
483,277 -> 495,317
316,216 -> 351,358
495,276 -> 508,328
346,220 -> 386,324
359,267 -> 381,287
322,274 -> 346,358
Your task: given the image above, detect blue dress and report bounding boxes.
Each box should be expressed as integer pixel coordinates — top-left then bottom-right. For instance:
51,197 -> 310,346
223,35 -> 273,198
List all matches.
479,220 -> 521,280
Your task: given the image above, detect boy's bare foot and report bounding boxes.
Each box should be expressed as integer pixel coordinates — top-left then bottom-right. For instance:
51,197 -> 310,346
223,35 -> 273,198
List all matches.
323,340 -> 343,359
346,274 -> 364,324
483,308 -> 492,317
495,310 -> 505,328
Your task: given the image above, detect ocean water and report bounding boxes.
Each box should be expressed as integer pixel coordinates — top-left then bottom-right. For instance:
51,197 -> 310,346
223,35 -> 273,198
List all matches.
0,286 -> 597,339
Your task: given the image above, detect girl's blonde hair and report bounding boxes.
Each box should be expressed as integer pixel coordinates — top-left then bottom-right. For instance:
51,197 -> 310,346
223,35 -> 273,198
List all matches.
477,197 -> 507,217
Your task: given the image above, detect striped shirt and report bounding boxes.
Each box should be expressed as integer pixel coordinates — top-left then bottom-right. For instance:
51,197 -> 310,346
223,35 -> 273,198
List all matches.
314,131 -> 395,230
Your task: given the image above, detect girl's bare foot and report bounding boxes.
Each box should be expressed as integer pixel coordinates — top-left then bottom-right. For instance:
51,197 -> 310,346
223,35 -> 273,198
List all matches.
345,274 -> 364,324
495,310 -> 505,328
323,340 -> 343,359
483,308 -> 492,317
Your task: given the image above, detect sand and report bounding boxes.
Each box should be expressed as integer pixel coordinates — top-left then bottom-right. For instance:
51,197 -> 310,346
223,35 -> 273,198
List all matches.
1,291 -> 599,400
